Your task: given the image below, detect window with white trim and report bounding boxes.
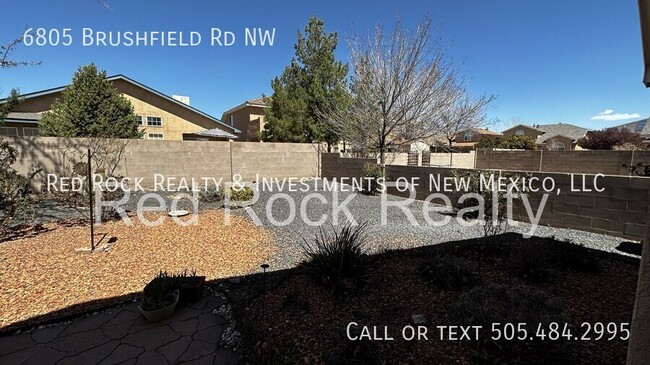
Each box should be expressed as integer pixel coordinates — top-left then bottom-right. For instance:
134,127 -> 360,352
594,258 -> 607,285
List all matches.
514,129 -> 525,136
148,133 -> 164,140
229,115 -> 234,126
23,127 -> 39,136
0,127 -> 18,137
135,115 -> 144,126
551,141 -> 566,151
463,132 -> 473,141
146,116 -> 162,127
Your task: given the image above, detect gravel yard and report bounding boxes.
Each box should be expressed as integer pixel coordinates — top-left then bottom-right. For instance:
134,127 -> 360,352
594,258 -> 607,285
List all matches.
1,181 -> 637,331
0,210 -> 274,331
231,182 -> 638,271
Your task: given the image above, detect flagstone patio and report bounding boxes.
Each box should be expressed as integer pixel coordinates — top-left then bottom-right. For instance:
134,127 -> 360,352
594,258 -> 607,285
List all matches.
0,291 -> 237,365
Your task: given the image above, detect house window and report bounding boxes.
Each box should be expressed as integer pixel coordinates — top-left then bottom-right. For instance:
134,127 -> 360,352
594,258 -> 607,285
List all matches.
514,129 -> 525,136
551,141 -> 566,151
229,115 -> 234,126
463,133 -> 473,141
146,116 -> 162,127
148,133 -> 164,140
23,127 -> 39,136
135,115 -> 143,126
0,127 -> 18,137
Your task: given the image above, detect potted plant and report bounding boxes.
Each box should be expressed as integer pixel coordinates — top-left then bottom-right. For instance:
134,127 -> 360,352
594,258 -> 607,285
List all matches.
175,270 -> 206,304
139,272 -> 179,322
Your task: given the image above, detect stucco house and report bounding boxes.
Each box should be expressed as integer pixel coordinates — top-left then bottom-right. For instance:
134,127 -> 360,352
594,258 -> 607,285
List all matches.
220,97 -> 268,142
451,128 -> 502,149
0,75 -> 240,141
501,123 -> 589,150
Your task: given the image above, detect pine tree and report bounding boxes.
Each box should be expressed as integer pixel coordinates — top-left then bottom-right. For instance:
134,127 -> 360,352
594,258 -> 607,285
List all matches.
0,89 -> 20,122
40,64 -> 142,139
262,17 -> 349,150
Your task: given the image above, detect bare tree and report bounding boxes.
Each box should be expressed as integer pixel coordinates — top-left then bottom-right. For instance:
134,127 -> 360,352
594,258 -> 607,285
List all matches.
438,85 -> 495,164
323,16 -> 459,168
1,32 -> 41,70
440,89 -> 494,148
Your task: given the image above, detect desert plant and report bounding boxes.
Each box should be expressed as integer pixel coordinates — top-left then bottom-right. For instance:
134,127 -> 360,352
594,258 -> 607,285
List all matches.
140,271 -> 177,311
228,186 -> 255,201
299,222 -> 370,294
454,284 -> 570,364
362,163 -> 386,195
199,184 -> 222,203
418,255 -> 479,290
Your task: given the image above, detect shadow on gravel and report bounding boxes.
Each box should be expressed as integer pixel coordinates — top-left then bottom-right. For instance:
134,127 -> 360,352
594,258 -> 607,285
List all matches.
616,241 -> 643,256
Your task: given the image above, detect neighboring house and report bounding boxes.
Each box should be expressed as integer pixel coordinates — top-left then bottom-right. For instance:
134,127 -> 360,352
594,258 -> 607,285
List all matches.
0,75 -> 240,141
615,117 -> 650,145
501,123 -> 589,150
220,97 -> 268,142
451,128 -> 502,149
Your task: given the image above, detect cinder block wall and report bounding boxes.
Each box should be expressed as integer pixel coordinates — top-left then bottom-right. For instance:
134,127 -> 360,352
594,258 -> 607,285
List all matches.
476,149 -> 650,176
7,137 -> 319,189
322,154 -> 649,240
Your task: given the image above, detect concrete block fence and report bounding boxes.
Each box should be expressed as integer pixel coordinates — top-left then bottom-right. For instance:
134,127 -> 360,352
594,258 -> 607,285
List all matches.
475,148 -> 650,176
322,153 -> 650,240
7,137 -> 320,189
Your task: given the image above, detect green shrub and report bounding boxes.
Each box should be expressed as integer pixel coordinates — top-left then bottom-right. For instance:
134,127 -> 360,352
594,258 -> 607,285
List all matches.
454,284 -> 569,364
228,186 -> 255,201
418,255 -> 479,290
362,163 -> 386,195
199,184 -> 222,203
299,222 -> 370,294
0,140 -> 35,240
476,135 -> 536,150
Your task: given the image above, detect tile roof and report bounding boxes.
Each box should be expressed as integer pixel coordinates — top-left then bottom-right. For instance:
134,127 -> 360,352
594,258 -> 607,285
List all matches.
246,97 -> 267,106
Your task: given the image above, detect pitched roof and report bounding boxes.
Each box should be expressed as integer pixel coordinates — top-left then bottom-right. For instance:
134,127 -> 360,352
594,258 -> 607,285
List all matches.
534,123 -> 589,143
3,112 -> 41,123
0,75 -> 240,134
195,128 -> 239,139
222,96 -> 269,116
246,97 -> 267,106
616,118 -> 650,136
467,128 -> 501,135
501,124 -> 544,134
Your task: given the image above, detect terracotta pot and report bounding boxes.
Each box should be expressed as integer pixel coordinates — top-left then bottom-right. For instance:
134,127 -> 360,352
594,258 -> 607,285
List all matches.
138,290 -> 179,322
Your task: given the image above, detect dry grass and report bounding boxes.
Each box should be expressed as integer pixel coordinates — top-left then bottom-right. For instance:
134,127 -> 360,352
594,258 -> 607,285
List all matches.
0,210 -> 275,330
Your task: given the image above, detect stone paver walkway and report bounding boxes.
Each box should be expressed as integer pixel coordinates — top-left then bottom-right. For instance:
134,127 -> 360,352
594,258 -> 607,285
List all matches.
0,291 -> 237,364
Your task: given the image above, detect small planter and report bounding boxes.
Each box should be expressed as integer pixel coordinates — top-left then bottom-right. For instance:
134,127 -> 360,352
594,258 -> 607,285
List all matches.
138,290 -> 179,322
178,276 -> 206,304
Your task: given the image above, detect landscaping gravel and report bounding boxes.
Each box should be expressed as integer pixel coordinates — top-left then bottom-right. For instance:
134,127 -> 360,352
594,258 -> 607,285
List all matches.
28,179 -> 639,275
227,180 -> 638,271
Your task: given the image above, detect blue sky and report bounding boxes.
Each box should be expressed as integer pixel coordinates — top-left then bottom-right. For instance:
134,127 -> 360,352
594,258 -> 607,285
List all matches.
0,0 -> 647,130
